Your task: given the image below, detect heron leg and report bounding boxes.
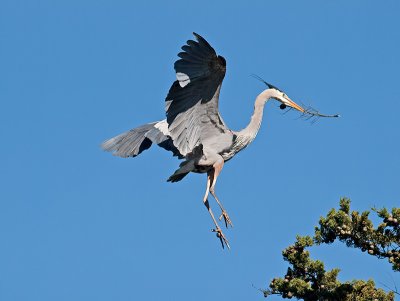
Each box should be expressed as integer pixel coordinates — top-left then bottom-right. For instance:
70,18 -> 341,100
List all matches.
203,172 -> 230,249
209,159 -> 233,228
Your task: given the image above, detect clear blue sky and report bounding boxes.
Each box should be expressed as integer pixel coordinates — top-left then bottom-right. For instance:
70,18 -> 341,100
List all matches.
1,1 -> 399,300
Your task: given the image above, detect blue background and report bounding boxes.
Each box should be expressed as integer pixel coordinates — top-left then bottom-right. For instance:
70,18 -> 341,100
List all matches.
1,1 -> 399,300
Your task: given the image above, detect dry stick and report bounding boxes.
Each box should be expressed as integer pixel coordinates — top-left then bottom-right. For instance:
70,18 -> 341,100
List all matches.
251,74 -> 340,119
303,107 -> 340,118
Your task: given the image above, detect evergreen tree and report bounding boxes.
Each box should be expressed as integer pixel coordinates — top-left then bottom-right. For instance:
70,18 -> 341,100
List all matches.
263,198 -> 399,300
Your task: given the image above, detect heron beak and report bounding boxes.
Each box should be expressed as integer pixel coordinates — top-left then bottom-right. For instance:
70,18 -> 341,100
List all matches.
282,95 -> 305,113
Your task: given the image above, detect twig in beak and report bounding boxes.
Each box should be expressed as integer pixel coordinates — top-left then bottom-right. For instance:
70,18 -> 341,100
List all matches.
251,74 -> 340,119
303,105 -> 340,118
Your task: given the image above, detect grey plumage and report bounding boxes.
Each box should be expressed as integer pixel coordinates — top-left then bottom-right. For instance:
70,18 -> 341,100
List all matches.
101,120 -> 182,159
166,34 -> 230,152
101,33 -> 307,249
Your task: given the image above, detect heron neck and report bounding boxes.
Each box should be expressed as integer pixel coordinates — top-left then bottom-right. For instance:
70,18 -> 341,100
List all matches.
235,89 -> 273,143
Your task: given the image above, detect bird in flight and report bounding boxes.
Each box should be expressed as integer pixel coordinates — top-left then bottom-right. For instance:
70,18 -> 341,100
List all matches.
102,33 -> 313,249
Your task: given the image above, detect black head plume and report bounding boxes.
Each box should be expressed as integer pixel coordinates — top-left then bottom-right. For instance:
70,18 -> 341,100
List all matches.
251,74 -> 283,92
251,75 -> 340,119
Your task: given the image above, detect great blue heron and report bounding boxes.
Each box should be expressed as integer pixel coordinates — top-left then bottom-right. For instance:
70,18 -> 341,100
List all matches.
102,33 -> 320,249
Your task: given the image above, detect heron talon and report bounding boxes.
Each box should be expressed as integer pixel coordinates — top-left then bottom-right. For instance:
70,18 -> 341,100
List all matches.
211,227 -> 230,249
219,210 -> 233,228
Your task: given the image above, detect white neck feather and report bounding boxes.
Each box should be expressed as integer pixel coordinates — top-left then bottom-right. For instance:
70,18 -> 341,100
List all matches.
234,89 -> 277,145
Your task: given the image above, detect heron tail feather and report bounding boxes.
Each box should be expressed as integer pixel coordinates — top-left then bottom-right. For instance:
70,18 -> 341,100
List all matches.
167,160 -> 194,182
167,144 -> 204,183
167,171 -> 189,183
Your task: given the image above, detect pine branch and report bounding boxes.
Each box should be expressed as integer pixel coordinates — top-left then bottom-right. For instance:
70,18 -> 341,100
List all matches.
263,198 -> 399,300
314,198 -> 400,271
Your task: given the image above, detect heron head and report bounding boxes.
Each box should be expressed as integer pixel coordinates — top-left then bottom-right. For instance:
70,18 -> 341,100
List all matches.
265,83 -> 305,113
252,75 -> 306,113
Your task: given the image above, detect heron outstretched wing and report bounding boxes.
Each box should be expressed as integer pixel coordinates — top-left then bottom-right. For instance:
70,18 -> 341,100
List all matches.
101,120 -> 183,158
165,33 -> 232,156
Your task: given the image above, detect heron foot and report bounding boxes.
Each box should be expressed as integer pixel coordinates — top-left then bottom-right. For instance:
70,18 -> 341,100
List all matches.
212,227 -> 230,249
219,210 -> 233,228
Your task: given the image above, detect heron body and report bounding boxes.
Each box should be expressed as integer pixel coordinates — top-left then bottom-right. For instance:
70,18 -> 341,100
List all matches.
102,33 -> 306,248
